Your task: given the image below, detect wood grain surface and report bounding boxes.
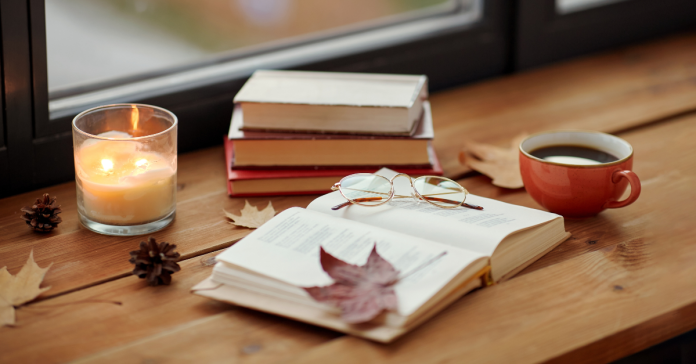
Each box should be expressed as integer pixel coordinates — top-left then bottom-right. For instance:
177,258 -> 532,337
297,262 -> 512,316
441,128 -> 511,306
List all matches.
2,32 -> 696,364
432,32 -> 696,178
283,112 -> 696,364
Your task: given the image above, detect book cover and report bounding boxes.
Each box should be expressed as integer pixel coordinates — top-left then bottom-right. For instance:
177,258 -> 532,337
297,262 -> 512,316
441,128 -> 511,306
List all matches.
233,70 -> 427,108
232,70 -> 428,134
228,102 -> 434,140
229,102 -> 434,169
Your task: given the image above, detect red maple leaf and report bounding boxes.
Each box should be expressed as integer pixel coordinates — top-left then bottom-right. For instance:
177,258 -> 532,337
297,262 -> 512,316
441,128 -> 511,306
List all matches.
303,246 -> 400,324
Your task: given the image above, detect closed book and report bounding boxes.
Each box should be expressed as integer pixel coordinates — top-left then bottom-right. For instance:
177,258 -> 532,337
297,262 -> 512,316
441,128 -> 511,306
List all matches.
224,138 -> 443,197
233,70 -> 428,135
228,101 -> 434,169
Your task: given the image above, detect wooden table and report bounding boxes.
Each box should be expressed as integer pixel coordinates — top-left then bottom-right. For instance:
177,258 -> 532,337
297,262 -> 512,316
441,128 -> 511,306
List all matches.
2,32 -> 696,364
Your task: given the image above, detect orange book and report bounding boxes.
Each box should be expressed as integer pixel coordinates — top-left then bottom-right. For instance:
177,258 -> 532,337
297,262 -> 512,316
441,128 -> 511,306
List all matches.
227,102 -> 434,169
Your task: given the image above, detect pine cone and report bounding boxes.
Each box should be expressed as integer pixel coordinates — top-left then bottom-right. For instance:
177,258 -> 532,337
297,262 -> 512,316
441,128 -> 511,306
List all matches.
129,237 -> 181,286
21,193 -> 62,232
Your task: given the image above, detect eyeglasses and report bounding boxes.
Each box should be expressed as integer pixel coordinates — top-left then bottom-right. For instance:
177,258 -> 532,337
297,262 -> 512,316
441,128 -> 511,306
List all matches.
330,173 -> 483,211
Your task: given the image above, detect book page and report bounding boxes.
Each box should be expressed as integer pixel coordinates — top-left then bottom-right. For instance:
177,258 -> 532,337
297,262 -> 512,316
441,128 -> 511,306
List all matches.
307,168 -> 561,256
215,207 -> 485,317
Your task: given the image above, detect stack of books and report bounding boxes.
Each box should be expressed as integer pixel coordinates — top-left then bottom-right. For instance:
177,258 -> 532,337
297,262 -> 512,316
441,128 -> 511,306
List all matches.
224,70 -> 442,196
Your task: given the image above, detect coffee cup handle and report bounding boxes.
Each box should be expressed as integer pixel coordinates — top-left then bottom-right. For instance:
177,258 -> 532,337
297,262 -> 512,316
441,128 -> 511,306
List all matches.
604,170 -> 641,209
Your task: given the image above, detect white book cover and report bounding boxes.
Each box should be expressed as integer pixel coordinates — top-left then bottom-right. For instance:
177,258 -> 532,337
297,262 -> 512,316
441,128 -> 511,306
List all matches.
234,70 -> 427,108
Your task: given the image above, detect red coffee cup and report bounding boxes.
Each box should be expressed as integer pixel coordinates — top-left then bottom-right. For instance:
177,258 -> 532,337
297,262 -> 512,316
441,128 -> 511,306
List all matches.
519,131 -> 641,218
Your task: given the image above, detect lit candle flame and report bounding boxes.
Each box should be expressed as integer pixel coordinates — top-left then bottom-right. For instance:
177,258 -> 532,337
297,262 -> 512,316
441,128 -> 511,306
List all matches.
101,159 -> 114,172
131,105 -> 139,131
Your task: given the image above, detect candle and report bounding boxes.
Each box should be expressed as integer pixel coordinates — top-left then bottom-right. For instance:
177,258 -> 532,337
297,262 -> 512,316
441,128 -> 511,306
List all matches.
75,131 -> 176,225
73,104 -> 177,235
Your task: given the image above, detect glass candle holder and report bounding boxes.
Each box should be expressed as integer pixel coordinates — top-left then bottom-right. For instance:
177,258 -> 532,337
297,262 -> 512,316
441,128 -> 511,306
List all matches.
72,104 -> 177,236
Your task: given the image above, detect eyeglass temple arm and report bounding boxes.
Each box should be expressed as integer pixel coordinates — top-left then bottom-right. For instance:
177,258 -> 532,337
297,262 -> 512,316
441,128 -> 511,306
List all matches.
330,196 -> 483,211
331,197 -> 382,210
425,197 -> 483,210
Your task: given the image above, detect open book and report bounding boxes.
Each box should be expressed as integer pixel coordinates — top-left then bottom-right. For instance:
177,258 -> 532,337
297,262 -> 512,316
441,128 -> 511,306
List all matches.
193,169 -> 570,342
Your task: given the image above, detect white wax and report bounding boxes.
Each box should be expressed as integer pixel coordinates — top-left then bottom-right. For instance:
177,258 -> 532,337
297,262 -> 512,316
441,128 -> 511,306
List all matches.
75,132 -> 176,225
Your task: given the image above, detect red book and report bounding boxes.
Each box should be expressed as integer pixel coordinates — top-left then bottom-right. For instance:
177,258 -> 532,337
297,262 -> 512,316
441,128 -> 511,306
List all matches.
224,137 -> 443,197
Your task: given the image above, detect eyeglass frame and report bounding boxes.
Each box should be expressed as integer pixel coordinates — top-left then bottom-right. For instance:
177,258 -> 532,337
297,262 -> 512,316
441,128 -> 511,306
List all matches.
330,173 -> 483,211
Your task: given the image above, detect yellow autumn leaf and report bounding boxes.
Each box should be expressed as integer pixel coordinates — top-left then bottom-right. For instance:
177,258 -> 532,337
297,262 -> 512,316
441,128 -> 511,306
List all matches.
0,250 -> 52,326
223,200 -> 276,229
459,133 -> 528,189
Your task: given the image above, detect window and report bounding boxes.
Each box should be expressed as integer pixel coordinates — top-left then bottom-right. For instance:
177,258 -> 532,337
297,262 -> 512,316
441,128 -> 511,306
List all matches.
47,0 -> 493,120
0,0 -> 693,197
46,0 -> 458,91
43,0 -> 509,152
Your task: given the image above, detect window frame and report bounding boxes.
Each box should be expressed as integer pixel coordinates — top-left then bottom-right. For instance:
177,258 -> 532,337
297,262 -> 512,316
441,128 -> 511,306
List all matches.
514,0 -> 696,70
3,0 -> 695,197
0,0 -> 42,194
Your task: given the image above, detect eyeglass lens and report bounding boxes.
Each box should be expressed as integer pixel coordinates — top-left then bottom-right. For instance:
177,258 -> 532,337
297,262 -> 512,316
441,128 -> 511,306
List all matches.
339,174 -> 392,206
413,176 -> 466,207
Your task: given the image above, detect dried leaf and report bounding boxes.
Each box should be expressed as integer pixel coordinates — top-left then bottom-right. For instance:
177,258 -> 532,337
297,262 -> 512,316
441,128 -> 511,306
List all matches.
0,250 -> 52,326
304,246 -> 400,324
224,200 -> 275,228
0,296 -> 14,326
459,133 -> 528,189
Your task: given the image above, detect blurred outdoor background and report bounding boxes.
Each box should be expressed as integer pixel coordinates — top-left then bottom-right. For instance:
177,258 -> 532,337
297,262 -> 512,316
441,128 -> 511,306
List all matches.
46,0 -> 452,91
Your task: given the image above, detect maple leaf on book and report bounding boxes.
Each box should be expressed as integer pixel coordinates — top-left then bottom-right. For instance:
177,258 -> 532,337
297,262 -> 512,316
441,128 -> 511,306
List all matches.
303,245 -> 447,324
0,250 -> 52,326
304,246 -> 399,324
223,200 -> 276,228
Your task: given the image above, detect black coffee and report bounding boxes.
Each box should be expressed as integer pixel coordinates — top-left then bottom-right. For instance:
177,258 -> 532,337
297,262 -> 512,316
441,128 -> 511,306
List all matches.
530,145 -> 619,165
